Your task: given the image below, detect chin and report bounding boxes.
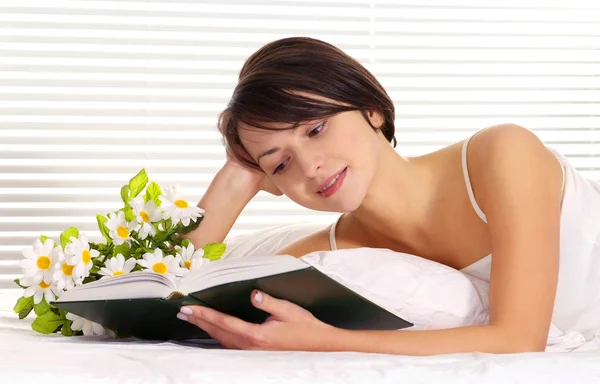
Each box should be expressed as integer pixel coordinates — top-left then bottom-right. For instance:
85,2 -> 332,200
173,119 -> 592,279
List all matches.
322,187 -> 366,213
338,191 -> 365,213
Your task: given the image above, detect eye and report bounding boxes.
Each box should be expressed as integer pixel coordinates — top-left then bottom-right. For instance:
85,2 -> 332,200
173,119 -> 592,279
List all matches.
273,159 -> 288,175
308,121 -> 327,138
272,121 -> 327,175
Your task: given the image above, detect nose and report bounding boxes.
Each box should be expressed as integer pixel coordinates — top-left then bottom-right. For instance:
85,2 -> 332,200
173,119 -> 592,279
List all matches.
295,148 -> 323,179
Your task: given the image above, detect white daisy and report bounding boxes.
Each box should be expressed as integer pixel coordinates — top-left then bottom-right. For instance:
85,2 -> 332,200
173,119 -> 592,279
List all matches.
65,234 -> 100,280
190,255 -> 209,272
19,238 -> 63,285
66,313 -> 105,336
99,253 -> 137,279
175,243 -> 206,271
105,211 -> 137,245
22,278 -> 61,305
159,184 -> 204,226
130,196 -> 161,240
137,249 -> 186,279
52,252 -> 81,291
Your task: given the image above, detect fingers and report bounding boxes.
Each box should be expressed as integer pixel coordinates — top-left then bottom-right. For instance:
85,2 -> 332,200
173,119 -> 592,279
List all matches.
250,290 -> 312,321
187,315 -> 240,349
177,305 -> 262,349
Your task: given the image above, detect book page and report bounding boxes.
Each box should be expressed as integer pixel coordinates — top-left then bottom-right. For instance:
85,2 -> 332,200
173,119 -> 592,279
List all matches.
56,271 -> 178,302
177,255 -> 309,294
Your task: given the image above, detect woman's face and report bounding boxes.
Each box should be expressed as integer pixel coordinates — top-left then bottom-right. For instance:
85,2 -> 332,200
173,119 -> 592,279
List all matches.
239,109 -> 385,213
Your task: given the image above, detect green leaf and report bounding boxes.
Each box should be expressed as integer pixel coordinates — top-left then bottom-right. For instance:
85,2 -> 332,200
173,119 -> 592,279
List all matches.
113,243 -> 131,258
124,207 -> 136,222
202,243 -> 226,261
40,235 -> 50,243
120,185 -> 131,204
91,241 -> 109,254
128,168 -> 149,199
31,310 -> 64,334
14,296 -> 33,313
34,297 -> 51,316
96,214 -> 112,245
14,278 -> 28,289
60,226 -> 80,249
177,216 -> 203,234
19,307 -> 33,320
82,275 -> 98,284
61,320 -> 76,336
144,181 -> 162,205
15,296 -> 34,319
181,239 -> 191,248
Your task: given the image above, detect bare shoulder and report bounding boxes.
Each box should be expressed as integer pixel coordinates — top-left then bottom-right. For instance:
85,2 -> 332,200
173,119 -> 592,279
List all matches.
274,227 -> 332,258
466,123 -> 564,210
468,123 -> 550,157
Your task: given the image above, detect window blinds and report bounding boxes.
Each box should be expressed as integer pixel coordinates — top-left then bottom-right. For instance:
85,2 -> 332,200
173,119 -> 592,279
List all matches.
1,0 -> 599,288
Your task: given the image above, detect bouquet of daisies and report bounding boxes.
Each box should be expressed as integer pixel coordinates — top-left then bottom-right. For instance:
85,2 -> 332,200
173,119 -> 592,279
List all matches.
12,169 -> 225,337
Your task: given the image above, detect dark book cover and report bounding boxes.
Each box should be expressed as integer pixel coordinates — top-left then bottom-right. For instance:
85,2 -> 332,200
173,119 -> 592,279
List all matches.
52,267 -> 413,341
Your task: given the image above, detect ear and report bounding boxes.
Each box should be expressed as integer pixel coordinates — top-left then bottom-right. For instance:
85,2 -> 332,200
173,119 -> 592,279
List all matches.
366,110 -> 385,130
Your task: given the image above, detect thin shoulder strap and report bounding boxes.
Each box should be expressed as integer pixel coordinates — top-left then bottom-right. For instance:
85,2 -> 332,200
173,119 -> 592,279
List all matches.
329,214 -> 343,251
461,134 -> 488,223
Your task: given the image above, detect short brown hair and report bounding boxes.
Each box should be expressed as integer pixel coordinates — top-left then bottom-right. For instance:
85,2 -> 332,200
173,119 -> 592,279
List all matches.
218,36 -> 396,170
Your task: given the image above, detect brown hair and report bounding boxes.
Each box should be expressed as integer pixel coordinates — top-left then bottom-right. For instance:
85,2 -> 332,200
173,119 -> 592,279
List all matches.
218,36 -> 397,170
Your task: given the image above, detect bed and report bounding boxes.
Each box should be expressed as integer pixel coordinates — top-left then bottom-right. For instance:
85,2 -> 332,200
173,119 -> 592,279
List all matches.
3,288 -> 600,383
4,224 -> 600,383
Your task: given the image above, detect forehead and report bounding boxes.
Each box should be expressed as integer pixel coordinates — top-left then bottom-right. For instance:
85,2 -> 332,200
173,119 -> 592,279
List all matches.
237,123 -> 298,152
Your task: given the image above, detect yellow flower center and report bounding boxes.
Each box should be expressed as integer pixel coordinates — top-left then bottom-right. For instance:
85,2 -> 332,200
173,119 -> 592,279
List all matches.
82,250 -> 91,264
184,260 -> 192,270
152,262 -> 168,274
113,271 -> 125,277
38,280 -> 50,289
117,226 -> 129,239
175,199 -> 188,209
36,256 -> 51,270
140,211 -> 150,223
62,263 -> 75,276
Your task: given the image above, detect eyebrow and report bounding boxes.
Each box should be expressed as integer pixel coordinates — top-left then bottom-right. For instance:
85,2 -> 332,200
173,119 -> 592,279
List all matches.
254,122 -> 309,164
257,147 -> 280,164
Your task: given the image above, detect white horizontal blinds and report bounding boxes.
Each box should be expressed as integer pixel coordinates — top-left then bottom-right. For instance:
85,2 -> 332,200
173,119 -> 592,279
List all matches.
0,1 -> 598,288
366,1 -> 600,177
0,0 -> 365,288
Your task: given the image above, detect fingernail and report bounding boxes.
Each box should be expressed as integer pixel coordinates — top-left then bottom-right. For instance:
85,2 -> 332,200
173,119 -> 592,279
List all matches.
180,306 -> 193,315
254,290 -> 263,304
176,312 -> 188,322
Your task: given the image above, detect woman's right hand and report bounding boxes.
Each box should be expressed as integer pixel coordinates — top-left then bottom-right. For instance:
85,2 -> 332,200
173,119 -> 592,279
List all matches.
223,149 -> 283,197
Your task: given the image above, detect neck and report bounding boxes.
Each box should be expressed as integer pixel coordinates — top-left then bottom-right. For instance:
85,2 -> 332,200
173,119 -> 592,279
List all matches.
349,144 -> 436,248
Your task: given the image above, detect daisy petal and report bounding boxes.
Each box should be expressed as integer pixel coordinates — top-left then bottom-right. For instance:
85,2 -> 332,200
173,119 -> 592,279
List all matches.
19,259 -> 36,269
33,291 -> 43,304
21,248 -> 37,260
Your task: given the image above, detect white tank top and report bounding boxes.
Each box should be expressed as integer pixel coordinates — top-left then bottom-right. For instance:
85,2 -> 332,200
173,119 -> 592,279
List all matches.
329,134 -> 600,340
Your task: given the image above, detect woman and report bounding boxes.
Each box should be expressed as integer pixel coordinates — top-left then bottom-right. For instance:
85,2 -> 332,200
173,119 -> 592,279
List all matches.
177,37 -> 600,355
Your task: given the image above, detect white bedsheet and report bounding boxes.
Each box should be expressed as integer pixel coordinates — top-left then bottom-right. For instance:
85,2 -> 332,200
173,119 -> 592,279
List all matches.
2,289 -> 600,384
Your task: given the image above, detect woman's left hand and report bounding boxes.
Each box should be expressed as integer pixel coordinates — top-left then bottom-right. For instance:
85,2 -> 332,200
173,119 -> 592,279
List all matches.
177,290 -> 341,351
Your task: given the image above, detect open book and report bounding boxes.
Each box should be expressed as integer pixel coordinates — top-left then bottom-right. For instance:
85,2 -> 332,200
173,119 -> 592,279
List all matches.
51,255 -> 412,340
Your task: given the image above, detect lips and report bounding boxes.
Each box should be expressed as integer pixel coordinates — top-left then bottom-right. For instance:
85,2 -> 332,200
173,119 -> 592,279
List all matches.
316,167 -> 347,193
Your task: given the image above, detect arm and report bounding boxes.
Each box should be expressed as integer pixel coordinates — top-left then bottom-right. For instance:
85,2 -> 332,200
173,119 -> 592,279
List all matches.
466,124 -> 563,352
182,160 -> 270,249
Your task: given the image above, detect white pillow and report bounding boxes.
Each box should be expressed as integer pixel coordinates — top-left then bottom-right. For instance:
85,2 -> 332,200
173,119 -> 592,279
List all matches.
223,223 -> 489,330
223,223 -> 581,350
222,222 -> 327,260
301,248 -> 490,330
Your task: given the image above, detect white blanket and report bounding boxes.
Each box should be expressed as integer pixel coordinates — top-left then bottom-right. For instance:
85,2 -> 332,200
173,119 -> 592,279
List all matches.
3,289 -> 600,384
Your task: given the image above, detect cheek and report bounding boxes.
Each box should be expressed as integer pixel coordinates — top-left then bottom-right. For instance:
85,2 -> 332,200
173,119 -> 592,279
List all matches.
276,180 -> 321,209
